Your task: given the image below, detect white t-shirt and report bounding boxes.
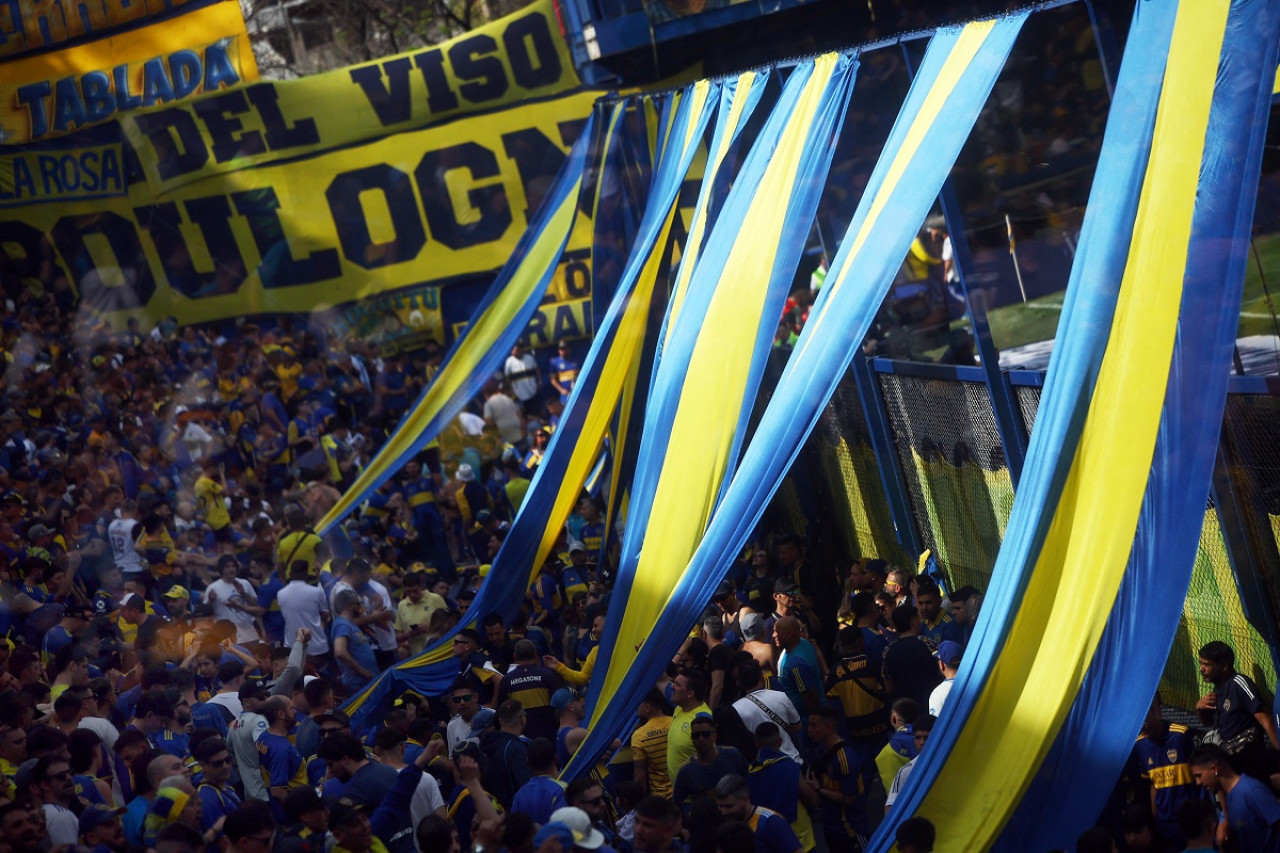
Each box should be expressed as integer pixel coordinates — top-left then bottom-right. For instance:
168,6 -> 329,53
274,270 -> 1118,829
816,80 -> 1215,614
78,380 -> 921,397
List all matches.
483,392 -> 525,445
504,353 -> 539,402
731,690 -> 802,761
108,517 -> 143,574
208,691 -> 243,719
409,766 -> 447,829
886,756 -> 917,807
45,804 -> 78,847
78,715 -> 120,750
206,578 -> 261,644
928,678 -> 954,717
278,580 -> 331,655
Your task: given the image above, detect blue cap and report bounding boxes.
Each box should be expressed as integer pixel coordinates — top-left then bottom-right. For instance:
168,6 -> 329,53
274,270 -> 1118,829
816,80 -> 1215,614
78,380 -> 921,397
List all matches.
469,707 -> 496,736
934,640 -> 963,667
534,822 -> 577,848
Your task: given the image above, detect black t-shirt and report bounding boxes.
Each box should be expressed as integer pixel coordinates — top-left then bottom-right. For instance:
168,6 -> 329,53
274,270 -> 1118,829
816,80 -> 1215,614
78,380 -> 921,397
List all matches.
707,643 -> 739,703
882,635 -> 943,710
1215,673 -> 1266,739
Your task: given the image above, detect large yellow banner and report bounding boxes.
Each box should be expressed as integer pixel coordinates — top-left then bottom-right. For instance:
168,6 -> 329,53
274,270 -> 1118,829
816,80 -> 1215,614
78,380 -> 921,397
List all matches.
122,0 -> 581,193
0,88 -> 599,328
0,0 -> 201,59
0,0 -> 256,144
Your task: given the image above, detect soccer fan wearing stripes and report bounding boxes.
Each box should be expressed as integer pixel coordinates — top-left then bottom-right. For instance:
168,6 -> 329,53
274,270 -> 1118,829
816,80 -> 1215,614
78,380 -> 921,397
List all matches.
496,640 -> 564,742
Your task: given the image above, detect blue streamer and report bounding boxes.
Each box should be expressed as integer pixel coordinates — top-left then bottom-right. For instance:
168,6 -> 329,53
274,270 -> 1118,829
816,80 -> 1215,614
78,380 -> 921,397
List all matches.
570,53 -> 858,780
1000,0 -> 1280,847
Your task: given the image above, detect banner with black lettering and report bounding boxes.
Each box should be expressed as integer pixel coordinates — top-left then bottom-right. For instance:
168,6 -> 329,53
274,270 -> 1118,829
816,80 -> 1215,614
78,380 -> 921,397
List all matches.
0,88 -> 600,334
122,0 -> 581,193
0,0 -> 256,144
0,0 -> 221,60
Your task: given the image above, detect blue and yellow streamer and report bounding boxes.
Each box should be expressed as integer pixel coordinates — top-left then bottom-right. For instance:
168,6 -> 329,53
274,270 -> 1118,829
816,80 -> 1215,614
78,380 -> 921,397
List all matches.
570,52 -> 857,779
875,1 -> 1279,848
998,0 -> 1280,848
316,114 -> 597,536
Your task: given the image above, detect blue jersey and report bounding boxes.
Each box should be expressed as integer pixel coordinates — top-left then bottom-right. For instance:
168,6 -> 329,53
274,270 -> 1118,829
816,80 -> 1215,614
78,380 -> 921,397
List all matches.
778,640 -> 822,717
1133,723 -> 1201,840
549,356 -> 579,402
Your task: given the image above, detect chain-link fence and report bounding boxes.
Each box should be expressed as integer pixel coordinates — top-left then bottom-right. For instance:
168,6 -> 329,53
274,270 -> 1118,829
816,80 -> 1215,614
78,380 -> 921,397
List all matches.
766,366 -> 1279,714
876,373 -> 1015,591
1159,507 -> 1279,709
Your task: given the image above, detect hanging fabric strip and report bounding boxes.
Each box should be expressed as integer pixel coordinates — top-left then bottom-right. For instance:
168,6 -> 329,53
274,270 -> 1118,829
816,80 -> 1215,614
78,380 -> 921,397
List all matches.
998,0 -> 1280,848
609,70 -> 770,557
865,3 -> 1174,841
571,51 -> 858,780
876,1 -> 1269,848
341,82 -> 723,726
315,114 -> 597,536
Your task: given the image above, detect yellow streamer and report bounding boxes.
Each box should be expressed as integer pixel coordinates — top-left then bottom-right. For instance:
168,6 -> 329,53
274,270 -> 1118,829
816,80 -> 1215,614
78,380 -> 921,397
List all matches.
594,54 -> 841,720
915,1 -> 1227,847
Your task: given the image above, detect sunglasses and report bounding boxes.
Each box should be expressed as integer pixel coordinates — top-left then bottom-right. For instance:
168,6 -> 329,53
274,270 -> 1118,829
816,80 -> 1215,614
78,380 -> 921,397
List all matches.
208,757 -> 232,768
691,730 -> 715,739
450,694 -> 475,703
579,795 -> 604,805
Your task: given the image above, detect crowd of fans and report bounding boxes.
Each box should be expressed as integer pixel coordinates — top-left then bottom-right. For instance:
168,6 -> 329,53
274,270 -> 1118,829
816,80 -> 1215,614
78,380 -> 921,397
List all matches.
2,256 -> 1280,853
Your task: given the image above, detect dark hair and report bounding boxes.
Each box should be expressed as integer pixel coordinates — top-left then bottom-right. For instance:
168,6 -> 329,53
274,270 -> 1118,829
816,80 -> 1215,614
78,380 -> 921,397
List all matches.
217,661 -> 245,684
482,613 -> 504,629
527,737 -> 556,770
497,699 -> 524,726
317,732 -> 366,763
914,582 -> 941,599
891,603 -> 918,633
836,626 -> 864,654
51,642 -> 86,676
114,727 -> 151,755
416,815 -> 454,853
849,591 -> 878,619
67,728 -> 102,774
634,795 -> 678,822
224,801 -> 276,842
1175,799 -> 1215,839
303,678 -> 332,707
26,725 -> 68,758
896,816 -> 937,850
1076,827 -> 1118,853
734,659 -> 762,692
913,713 -> 937,734
134,689 -> 175,721
192,737 -> 230,765
566,776 -> 601,805
503,812 -> 535,849
950,585 -> 981,603
753,722 -> 781,743
1189,743 -> 1231,769
374,729 -> 405,753
130,748 -> 164,797
679,669 -> 709,703
455,628 -> 482,645
1198,640 -> 1234,668
891,697 -> 919,723
715,821 -> 757,853
31,753 -> 68,787
513,639 -> 537,662
809,705 -> 841,726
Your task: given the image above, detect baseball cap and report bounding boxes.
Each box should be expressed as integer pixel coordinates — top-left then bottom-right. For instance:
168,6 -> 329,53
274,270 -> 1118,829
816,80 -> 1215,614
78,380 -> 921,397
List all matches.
26,523 -> 53,541
551,687 -> 580,713
568,540 -> 586,554
712,580 -> 735,602
469,707 -> 497,736
329,798 -> 366,828
121,594 -> 146,611
12,759 -> 37,788
78,804 -> 125,835
740,612 -> 764,642
773,578 -> 802,597
549,807 -> 605,850
162,586 -> 190,600
933,640 -> 963,668
314,709 -> 351,728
